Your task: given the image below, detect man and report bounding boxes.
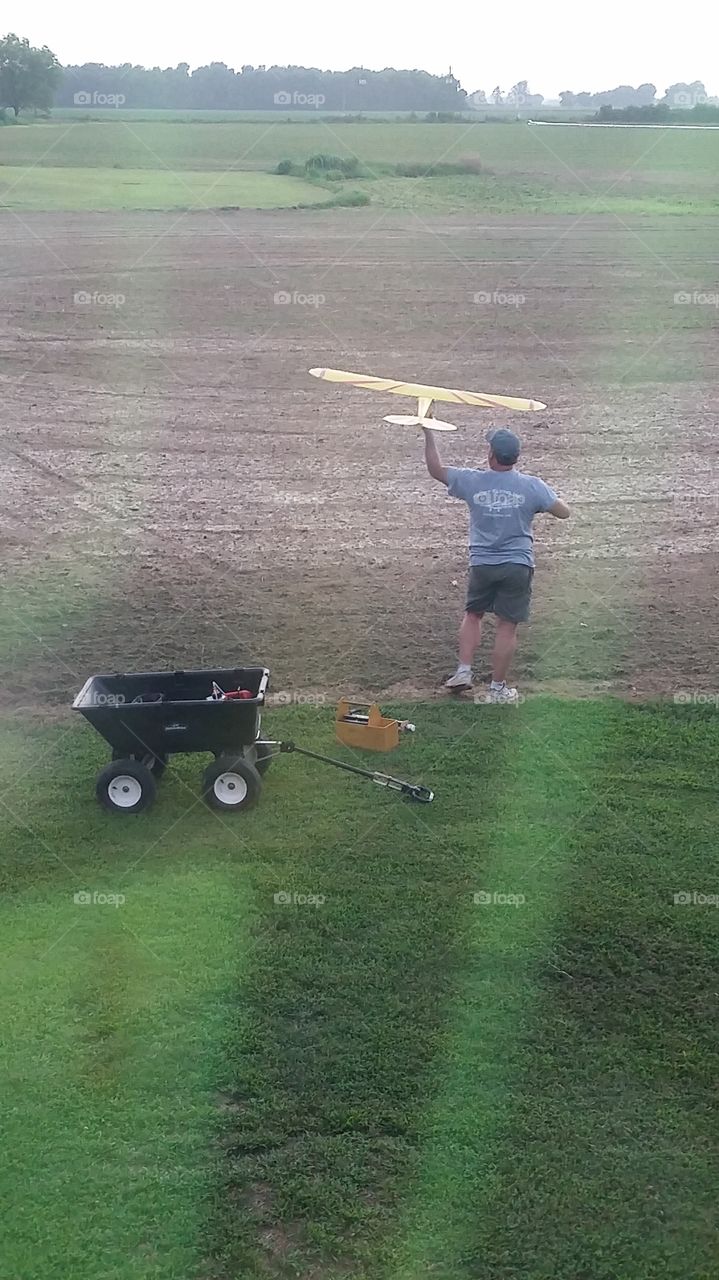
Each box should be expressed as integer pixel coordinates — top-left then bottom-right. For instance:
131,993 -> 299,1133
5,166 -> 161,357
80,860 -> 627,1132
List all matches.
423,424 -> 570,702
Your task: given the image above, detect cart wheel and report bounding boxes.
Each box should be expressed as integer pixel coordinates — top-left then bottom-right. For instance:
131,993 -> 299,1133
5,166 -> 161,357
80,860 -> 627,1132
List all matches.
252,740 -> 273,776
203,756 -> 261,812
97,759 -> 156,814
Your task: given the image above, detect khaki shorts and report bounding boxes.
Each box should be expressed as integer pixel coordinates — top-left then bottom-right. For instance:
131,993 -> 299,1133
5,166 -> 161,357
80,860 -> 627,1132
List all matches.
466,563 -> 534,623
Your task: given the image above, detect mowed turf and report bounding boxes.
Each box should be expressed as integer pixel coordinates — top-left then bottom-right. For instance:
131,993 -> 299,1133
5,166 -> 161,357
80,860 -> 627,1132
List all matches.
1,118 -> 718,213
3,118 -> 718,176
1,700 -> 717,1279
0,166 -> 327,211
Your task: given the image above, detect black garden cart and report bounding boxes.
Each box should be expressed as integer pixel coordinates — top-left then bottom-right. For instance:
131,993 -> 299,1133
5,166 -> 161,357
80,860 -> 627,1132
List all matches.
72,666 -> 433,814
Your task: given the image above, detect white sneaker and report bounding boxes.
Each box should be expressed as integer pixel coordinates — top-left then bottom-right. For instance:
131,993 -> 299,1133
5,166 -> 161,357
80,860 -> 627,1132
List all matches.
483,684 -> 519,704
445,670 -> 473,692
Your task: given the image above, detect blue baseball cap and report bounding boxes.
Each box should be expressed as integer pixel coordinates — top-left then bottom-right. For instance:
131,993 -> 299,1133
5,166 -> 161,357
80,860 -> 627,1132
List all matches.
486,428 -> 521,463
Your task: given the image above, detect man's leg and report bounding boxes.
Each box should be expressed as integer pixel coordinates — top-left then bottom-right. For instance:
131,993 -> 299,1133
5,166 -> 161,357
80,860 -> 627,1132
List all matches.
459,610 -> 483,665
491,618 -> 519,683
485,566 -> 532,701
446,567 -> 495,691
445,610 -> 483,690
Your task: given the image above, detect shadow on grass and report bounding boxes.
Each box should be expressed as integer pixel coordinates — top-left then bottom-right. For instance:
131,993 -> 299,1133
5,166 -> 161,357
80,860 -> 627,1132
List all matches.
204,701 -> 516,1278
399,702 -> 719,1280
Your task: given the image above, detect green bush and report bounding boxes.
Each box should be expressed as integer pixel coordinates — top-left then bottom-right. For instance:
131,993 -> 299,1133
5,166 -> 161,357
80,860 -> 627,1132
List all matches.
395,158 -> 483,177
330,189 -> 371,207
305,153 -> 361,176
305,152 -> 346,170
276,158 -> 294,174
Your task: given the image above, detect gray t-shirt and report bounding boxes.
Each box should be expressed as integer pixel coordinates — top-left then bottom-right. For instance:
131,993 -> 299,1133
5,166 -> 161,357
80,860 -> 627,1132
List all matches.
446,467 -> 558,567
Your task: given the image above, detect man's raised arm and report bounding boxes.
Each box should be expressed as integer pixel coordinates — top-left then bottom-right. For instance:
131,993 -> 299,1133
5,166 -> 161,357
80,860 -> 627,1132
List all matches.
423,426 -> 448,485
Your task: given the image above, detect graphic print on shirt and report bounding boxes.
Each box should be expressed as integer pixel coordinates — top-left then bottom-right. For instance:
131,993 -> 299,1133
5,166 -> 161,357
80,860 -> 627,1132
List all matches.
473,489 -> 526,515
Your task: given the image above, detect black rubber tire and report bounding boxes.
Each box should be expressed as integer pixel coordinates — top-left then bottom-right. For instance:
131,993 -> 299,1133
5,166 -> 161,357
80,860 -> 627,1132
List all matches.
202,756 -> 262,813
96,759 -> 156,814
252,740 -> 273,776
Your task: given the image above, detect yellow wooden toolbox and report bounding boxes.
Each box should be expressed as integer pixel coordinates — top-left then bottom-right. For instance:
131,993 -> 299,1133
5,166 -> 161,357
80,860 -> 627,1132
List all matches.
335,699 -> 403,752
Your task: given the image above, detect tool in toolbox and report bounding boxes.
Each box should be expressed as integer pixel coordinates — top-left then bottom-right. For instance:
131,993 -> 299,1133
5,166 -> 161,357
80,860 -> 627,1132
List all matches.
335,698 -> 415,751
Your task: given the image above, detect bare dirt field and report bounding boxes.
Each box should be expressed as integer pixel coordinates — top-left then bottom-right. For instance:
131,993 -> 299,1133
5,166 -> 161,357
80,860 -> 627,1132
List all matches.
1,208 -> 717,706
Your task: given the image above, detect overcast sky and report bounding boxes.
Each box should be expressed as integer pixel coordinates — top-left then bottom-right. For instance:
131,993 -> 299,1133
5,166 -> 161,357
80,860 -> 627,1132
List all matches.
17,1 -> 719,99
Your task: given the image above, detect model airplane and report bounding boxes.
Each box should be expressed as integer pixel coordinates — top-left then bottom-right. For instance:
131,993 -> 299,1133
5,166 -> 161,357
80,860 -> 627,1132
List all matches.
309,367 -> 546,432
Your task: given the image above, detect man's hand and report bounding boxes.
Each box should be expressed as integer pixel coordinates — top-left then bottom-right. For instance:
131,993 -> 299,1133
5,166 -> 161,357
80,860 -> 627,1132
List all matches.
423,425 -> 448,485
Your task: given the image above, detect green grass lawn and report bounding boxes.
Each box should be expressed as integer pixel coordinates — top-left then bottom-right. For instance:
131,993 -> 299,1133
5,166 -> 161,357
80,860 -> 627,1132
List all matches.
1,119 -> 718,214
2,699 -> 717,1279
0,165 -> 327,211
366,171 -> 719,215
3,119 -> 718,176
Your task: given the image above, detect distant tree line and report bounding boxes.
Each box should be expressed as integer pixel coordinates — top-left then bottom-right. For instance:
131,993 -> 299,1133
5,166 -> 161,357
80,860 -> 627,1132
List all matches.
2,36 -> 717,119
595,102 -> 719,123
561,81 -> 712,109
55,62 -> 469,111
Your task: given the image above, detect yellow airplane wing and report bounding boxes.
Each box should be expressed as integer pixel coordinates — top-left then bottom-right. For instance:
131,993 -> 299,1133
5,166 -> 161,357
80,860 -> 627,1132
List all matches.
309,367 -> 546,412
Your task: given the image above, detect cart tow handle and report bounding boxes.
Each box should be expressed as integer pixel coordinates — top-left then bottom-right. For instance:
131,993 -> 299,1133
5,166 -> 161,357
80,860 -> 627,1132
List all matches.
272,741 -> 434,803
